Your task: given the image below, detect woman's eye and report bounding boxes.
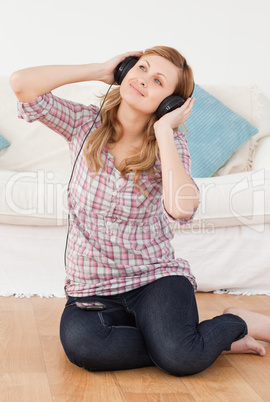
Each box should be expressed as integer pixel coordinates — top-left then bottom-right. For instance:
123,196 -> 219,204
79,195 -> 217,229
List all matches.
139,65 -> 146,71
155,78 -> 162,86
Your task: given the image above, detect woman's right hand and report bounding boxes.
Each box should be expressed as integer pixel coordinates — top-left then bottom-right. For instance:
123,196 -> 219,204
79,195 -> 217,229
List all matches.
99,50 -> 143,85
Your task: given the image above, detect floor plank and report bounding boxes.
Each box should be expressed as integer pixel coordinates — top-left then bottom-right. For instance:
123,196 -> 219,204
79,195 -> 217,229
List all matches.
114,367 -> 196,401
0,373 -> 52,402
223,352 -> 270,401
31,297 -> 66,337
40,335 -> 125,401
182,358 -> 264,401
0,298 -> 46,373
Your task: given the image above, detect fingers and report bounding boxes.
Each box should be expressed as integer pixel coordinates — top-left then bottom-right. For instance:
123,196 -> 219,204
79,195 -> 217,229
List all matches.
115,50 -> 143,66
163,97 -> 194,129
181,97 -> 195,119
122,50 -> 144,59
184,97 -> 195,110
110,50 -> 143,72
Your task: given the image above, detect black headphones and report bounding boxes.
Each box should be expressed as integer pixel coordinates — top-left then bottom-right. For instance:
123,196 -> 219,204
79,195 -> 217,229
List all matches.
114,56 -> 194,119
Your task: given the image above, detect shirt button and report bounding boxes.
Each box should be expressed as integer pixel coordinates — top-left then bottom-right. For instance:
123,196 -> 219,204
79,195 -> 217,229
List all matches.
111,203 -> 115,207
107,221 -> 111,225
112,191 -> 116,195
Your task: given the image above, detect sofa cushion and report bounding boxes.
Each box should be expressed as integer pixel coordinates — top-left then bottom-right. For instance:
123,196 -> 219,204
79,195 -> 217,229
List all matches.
0,169 -> 69,226
186,85 -> 258,178
171,170 -> 270,230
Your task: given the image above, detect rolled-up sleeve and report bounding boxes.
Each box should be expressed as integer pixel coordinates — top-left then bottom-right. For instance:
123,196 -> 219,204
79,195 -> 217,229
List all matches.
162,130 -> 200,225
17,92 -> 99,142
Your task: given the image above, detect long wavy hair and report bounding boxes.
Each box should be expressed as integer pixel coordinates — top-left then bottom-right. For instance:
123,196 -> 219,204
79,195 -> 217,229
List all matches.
83,45 -> 194,196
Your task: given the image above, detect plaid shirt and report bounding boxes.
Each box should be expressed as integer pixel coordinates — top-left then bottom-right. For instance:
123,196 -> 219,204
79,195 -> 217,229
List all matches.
18,92 -> 198,297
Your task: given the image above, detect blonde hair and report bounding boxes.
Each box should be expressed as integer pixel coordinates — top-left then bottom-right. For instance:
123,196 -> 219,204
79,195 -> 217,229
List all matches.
83,46 -> 194,196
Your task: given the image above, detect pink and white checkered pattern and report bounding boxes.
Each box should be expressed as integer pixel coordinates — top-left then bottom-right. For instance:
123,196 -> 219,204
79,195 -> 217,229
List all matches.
18,92 -> 197,297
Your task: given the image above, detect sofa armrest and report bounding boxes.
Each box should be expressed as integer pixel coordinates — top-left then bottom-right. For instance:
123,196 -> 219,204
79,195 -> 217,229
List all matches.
172,170 -> 270,230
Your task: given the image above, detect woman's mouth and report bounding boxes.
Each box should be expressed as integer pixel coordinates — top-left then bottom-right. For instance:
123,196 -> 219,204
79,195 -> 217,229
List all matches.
130,84 -> 144,96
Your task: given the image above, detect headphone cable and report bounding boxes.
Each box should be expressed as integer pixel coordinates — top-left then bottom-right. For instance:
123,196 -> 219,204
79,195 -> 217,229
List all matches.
64,83 -> 113,268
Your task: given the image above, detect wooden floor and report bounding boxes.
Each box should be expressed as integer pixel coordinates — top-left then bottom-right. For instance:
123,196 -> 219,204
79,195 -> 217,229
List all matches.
1,293 -> 270,402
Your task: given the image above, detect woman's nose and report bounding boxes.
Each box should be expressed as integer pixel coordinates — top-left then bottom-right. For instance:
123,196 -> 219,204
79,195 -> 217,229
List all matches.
138,77 -> 146,87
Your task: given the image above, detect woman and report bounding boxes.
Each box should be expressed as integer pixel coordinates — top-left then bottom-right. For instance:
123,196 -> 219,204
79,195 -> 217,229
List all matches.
10,46 -> 270,376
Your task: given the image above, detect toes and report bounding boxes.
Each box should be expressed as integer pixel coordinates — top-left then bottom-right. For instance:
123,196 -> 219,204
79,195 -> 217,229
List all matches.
245,336 -> 266,356
223,307 -> 235,315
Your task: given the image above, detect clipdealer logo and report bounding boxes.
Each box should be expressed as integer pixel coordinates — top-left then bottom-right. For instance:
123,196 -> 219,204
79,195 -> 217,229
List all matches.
229,169 -> 266,232
5,170 -> 68,225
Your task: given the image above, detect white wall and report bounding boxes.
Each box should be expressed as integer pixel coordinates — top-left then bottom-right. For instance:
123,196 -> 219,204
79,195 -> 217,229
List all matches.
1,0 -> 270,98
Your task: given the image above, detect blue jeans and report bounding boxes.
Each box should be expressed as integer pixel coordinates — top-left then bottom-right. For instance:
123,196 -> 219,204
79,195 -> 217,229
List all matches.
60,276 -> 247,376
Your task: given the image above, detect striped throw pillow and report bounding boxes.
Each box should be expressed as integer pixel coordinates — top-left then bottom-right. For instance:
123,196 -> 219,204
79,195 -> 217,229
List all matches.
0,134 -> 10,151
185,85 -> 258,177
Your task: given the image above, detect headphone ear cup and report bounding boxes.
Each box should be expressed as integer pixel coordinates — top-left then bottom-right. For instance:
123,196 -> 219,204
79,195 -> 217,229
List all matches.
156,95 -> 185,119
114,56 -> 138,85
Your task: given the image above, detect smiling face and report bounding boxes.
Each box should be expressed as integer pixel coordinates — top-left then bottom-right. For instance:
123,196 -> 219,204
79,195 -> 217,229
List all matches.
119,54 -> 180,116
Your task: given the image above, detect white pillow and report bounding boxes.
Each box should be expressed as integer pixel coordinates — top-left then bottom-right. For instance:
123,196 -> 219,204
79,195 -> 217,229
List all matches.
252,137 -> 270,171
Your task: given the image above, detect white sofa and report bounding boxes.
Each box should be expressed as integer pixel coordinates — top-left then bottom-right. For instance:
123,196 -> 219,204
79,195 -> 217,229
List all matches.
0,77 -> 269,297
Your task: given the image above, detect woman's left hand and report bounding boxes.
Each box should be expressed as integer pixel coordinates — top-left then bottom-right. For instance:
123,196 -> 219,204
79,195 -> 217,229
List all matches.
154,97 -> 195,132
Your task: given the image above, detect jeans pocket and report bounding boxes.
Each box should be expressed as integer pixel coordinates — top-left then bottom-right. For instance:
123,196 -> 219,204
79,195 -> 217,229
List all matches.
100,308 -> 137,328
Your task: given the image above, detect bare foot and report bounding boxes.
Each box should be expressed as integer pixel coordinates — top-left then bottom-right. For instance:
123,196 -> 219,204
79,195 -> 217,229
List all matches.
222,335 -> 265,356
223,307 -> 270,343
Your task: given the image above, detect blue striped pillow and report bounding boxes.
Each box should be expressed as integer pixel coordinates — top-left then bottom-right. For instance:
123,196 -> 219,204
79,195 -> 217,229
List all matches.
0,134 -> 10,151
185,85 -> 258,177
